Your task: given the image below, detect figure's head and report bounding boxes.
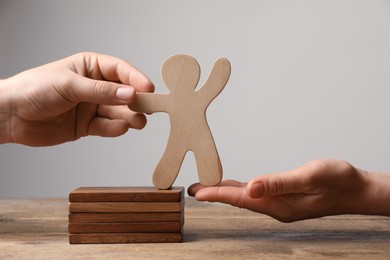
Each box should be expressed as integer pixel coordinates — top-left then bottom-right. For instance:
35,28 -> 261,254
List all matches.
161,54 -> 200,93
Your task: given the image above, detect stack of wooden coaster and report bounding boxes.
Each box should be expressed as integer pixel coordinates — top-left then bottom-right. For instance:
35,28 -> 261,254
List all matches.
68,186 -> 184,244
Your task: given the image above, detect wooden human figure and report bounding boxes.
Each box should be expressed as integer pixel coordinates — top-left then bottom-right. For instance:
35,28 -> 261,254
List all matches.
129,54 -> 231,189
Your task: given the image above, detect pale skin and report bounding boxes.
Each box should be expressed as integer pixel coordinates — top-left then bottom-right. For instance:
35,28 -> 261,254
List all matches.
188,159 -> 390,222
0,52 -> 154,146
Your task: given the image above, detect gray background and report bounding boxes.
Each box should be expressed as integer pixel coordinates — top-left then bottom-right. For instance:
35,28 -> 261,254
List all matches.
1,0 -> 389,197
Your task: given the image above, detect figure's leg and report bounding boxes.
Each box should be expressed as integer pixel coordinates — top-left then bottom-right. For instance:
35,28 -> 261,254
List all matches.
192,125 -> 223,186
153,132 -> 187,189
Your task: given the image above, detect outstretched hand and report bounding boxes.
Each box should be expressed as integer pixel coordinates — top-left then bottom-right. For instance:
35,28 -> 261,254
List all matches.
188,159 -> 390,222
0,52 -> 154,146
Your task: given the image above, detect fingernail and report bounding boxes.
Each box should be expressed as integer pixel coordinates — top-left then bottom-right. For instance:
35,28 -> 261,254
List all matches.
116,87 -> 135,101
250,182 -> 264,198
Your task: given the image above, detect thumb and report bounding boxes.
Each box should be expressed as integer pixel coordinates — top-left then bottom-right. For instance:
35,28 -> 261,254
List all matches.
247,170 -> 305,198
65,76 -> 136,105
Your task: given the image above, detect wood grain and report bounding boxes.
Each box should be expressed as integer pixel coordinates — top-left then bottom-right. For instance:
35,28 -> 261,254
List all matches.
68,212 -> 182,223
129,54 -> 231,189
69,233 -> 182,244
69,201 -> 184,213
69,186 -> 184,202
2,198 -> 390,258
68,222 -> 183,233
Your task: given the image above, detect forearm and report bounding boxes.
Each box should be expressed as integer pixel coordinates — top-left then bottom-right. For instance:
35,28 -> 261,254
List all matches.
0,78 -> 12,144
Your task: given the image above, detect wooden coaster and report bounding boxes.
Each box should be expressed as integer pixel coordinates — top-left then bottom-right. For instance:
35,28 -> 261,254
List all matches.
69,186 -> 184,202
69,233 -> 182,244
68,212 -> 182,223
68,186 -> 185,244
68,222 -> 183,234
69,201 -> 184,213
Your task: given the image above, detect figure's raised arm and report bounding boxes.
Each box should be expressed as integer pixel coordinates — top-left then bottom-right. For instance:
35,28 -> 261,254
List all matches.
129,93 -> 169,114
198,58 -> 231,105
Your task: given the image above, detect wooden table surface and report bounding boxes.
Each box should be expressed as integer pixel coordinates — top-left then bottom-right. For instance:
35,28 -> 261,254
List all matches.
1,197 -> 390,259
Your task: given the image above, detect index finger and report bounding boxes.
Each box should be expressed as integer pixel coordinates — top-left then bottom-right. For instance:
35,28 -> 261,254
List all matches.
188,179 -> 246,196
75,52 -> 155,93
195,186 -> 248,209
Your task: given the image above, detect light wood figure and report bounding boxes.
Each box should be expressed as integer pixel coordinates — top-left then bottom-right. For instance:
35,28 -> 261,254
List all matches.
129,54 -> 231,189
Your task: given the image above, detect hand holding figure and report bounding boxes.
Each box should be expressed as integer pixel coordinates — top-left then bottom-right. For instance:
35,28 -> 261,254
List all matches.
0,52 -> 154,146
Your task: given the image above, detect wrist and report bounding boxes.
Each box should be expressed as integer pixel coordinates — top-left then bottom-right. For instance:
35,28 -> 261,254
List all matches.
358,171 -> 390,216
0,78 -> 13,144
